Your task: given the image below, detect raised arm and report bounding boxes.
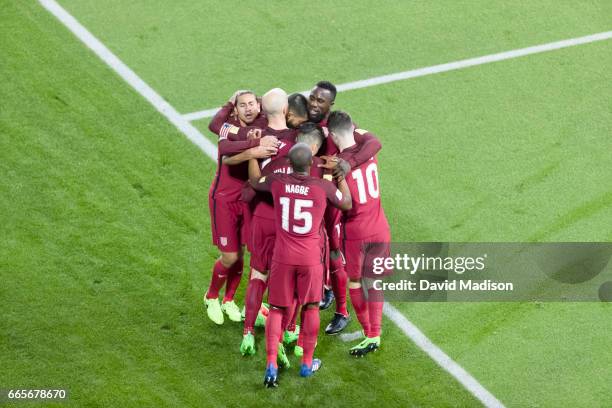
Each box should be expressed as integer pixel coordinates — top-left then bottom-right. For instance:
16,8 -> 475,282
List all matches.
348,130 -> 382,168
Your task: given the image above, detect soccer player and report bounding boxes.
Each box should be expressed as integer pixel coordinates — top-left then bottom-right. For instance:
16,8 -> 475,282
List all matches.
240,122 -> 326,357
327,110 -> 391,357
249,143 -> 352,387
308,81 -> 383,335
204,90 -> 280,325
287,93 -> 309,129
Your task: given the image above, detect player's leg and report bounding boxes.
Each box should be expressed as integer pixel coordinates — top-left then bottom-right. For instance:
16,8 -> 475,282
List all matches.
325,248 -> 350,334
296,263 -> 324,377
205,198 -> 242,324
218,250 -> 243,322
220,201 -> 247,321
299,302 -> 322,377
242,215 -> 275,355
264,261 -> 296,387
283,300 -> 300,346
349,238 -> 389,357
264,303 -> 284,388
241,268 -> 268,356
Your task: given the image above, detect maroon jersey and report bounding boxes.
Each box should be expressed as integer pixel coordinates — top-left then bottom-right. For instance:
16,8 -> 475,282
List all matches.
339,145 -> 389,240
251,147 -> 325,220
253,172 -> 345,265
208,102 -> 267,202
319,119 -> 382,169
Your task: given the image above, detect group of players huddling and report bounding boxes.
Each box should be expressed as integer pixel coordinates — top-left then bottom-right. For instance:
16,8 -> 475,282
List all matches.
203,81 -> 390,387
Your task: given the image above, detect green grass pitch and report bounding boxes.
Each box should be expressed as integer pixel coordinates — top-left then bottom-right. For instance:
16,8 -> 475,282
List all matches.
1,1 -> 611,407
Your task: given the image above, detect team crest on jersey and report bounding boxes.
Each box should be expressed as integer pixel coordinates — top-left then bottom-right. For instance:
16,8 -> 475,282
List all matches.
220,237 -> 228,246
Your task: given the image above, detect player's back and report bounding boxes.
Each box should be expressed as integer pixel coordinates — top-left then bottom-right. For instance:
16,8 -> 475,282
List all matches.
339,147 -> 389,240
268,173 -> 331,266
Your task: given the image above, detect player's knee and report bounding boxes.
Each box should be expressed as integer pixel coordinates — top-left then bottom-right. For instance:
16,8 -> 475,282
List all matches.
302,302 -> 318,310
270,304 -> 285,311
250,268 -> 268,282
219,252 -> 239,267
348,279 -> 361,289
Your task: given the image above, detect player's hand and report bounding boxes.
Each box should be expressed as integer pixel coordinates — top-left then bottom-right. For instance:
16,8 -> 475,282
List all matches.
250,145 -> 278,159
259,135 -> 280,148
332,158 -> 351,179
317,155 -> 339,170
229,90 -> 248,104
247,128 -> 262,140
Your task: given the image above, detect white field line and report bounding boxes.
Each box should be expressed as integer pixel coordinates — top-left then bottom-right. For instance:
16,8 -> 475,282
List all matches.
40,1 -> 509,405
183,30 -> 612,122
39,0 -> 218,161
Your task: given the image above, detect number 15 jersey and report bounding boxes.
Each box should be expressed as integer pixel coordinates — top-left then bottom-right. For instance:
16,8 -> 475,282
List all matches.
253,172 -> 346,266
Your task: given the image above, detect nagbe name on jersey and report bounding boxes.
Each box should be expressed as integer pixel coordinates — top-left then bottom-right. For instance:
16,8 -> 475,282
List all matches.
285,184 -> 310,195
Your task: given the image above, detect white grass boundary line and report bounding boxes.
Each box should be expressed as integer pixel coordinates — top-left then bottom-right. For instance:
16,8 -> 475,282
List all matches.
41,1 -> 505,406
183,30 -> 612,122
39,0 -> 218,160
384,303 -> 504,408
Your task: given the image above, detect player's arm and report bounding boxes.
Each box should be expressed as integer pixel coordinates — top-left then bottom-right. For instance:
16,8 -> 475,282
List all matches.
248,158 -> 272,192
222,145 -> 277,166
347,129 -> 382,168
324,177 -> 352,211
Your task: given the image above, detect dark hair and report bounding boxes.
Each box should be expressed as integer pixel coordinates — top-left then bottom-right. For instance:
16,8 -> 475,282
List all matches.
288,93 -> 308,117
297,122 -> 324,153
288,143 -> 312,173
316,81 -> 337,101
327,110 -> 352,134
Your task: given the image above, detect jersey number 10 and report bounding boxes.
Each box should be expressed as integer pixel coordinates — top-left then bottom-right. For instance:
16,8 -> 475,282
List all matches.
351,162 -> 380,204
279,197 -> 314,234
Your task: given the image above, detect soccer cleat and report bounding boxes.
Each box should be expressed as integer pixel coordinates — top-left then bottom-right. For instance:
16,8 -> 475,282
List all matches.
294,345 -> 304,358
299,358 -> 322,377
204,296 -> 224,325
349,336 -> 380,357
263,364 -> 279,388
283,326 -> 300,345
319,287 -> 334,310
240,331 -> 256,356
221,300 -> 242,322
255,303 -> 269,328
324,312 -> 350,335
277,343 -> 291,368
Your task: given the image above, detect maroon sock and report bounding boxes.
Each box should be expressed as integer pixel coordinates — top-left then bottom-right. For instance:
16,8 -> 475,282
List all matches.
296,307 -> 305,348
301,307 -> 320,367
330,257 -> 348,316
282,298 -> 298,334
367,288 -> 384,338
206,260 -> 230,299
286,302 -> 300,332
243,277 -> 266,334
223,258 -> 244,302
265,307 -> 284,367
349,287 -> 370,336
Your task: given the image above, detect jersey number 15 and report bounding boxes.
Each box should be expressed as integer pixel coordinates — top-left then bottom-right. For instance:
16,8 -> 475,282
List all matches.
279,197 -> 313,234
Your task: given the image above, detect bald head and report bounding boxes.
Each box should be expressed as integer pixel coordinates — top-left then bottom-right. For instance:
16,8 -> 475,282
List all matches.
262,88 -> 288,116
288,143 -> 313,174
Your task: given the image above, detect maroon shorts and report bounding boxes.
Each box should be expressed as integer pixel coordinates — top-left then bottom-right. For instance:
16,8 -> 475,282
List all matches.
209,196 -> 248,252
268,261 -> 324,307
249,215 -> 275,272
343,231 -> 391,280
